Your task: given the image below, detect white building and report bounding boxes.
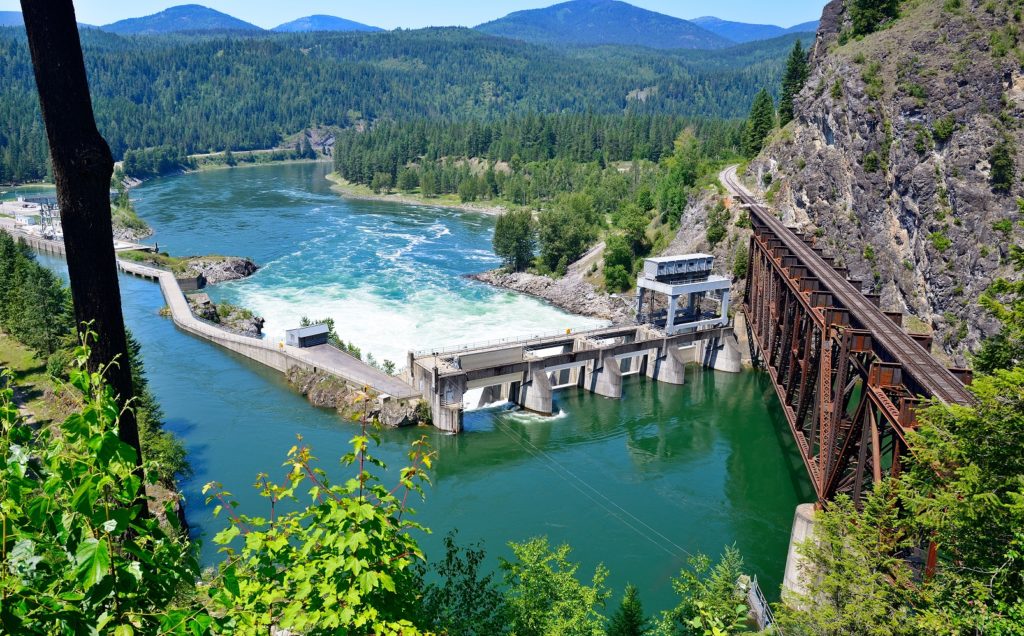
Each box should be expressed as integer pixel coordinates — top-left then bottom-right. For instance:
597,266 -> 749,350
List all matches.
1,197 -> 43,224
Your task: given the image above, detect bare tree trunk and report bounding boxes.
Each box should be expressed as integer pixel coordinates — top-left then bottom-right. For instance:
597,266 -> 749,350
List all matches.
20,0 -> 145,471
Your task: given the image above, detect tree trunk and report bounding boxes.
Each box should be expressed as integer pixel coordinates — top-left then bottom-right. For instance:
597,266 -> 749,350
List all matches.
20,0 -> 145,472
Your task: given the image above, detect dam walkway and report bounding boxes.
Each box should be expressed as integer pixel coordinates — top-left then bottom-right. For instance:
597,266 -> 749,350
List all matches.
116,259 -> 419,400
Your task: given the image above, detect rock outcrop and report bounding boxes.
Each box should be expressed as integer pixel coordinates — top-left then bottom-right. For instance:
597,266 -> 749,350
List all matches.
112,223 -> 153,242
285,367 -> 422,427
185,294 -> 265,336
469,267 -> 634,324
749,0 -> 1022,363
183,256 -> 259,284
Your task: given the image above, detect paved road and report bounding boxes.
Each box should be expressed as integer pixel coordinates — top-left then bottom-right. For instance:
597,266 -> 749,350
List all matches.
720,165 -> 974,406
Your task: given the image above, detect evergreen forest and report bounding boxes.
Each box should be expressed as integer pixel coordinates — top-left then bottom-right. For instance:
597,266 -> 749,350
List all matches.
0,26 -> 810,182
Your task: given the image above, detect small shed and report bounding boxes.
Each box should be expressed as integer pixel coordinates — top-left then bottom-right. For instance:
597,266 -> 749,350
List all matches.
176,274 -> 206,292
286,324 -> 329,348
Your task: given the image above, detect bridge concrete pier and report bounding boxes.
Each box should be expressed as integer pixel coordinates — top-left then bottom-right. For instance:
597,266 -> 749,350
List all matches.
782,503 -> 816,607
513,368 -> 554,414
586,355 -> 623,399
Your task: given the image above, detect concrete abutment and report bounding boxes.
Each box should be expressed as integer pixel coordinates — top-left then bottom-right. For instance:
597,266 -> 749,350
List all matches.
782,503 -> 817,605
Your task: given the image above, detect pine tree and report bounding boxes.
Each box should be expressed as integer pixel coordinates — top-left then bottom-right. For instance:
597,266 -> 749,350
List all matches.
779,40 -> 809,126
742,89 -> 776,157
850,0 -> 900,36
990,138 -> 1015,193
607,584 -> 648,636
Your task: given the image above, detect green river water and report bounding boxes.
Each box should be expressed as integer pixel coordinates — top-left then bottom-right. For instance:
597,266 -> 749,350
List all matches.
28,162 -> 814,611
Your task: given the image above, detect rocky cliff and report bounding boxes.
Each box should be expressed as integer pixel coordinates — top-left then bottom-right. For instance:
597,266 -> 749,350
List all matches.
749,0 -> 1023,364
285,367 -> 423,428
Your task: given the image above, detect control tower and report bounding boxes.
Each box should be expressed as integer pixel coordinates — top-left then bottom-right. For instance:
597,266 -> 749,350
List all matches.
635,254 -> 731,334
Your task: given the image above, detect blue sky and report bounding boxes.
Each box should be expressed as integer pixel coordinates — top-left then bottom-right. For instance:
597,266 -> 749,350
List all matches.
0,1 -> 827,30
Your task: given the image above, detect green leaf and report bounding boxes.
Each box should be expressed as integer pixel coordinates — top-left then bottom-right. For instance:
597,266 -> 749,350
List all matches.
75,537 -> 110,590
71,479 -> 98,516
222,565 -> 240,597
213,524 -> 241,546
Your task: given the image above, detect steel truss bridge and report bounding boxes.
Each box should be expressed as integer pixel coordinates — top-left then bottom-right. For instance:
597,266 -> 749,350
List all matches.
723,167 -> 975,505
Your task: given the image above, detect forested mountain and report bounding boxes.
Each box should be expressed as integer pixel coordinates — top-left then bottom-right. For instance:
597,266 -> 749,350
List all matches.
272,15 -> 382,33
690,16 -> 820,43
102,4 -> 261,35
333,113 -> 742,187
0,27 -> 808,183
476,0 -> 731,50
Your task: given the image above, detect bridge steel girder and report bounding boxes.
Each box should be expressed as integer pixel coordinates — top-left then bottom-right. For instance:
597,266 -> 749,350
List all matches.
741,228 -> 922,505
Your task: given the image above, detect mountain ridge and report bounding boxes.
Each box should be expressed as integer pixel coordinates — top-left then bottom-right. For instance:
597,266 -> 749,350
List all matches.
476,0 -> 732,50
103,4 -> 262,35
272,15 -> 382,33
691,16 -> 819,43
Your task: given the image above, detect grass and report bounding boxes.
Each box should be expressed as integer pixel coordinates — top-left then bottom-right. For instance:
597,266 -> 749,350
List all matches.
905,315 -> 932,335
119,250 -> 192,275
326,172 -> 511,212
119,250 -> 236,276
111,204 -> 150,234
0,332 -> 74,426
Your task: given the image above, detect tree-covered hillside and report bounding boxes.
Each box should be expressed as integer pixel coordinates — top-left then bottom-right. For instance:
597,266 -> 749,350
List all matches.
0,26 -> 809,183
101,4 -> 262,35
476,0 -> 732,50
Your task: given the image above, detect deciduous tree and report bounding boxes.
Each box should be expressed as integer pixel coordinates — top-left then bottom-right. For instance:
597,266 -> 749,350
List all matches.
501,537 -> 610,636
493,209 -> 537,272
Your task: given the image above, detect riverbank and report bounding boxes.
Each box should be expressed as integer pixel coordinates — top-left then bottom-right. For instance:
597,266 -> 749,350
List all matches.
326,172 -> 510,216
470,259 -> 634,325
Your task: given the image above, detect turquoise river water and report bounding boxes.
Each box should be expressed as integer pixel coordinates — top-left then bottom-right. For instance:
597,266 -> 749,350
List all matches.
29,162 -> 814,611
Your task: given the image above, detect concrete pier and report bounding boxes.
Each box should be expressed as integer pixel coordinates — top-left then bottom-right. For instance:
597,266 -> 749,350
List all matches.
587,353 -> 623,399
515,368 -> 554,414
645,343 -> 690,384
782,503 -> 817,604
699,331 -> 744,373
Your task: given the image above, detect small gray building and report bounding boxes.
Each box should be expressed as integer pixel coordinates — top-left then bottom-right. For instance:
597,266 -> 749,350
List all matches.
176,274 -> 207,292
286,323 -> 330,348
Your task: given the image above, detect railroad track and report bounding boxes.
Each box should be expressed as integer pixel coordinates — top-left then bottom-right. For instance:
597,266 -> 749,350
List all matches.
722,166 -> 974,406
